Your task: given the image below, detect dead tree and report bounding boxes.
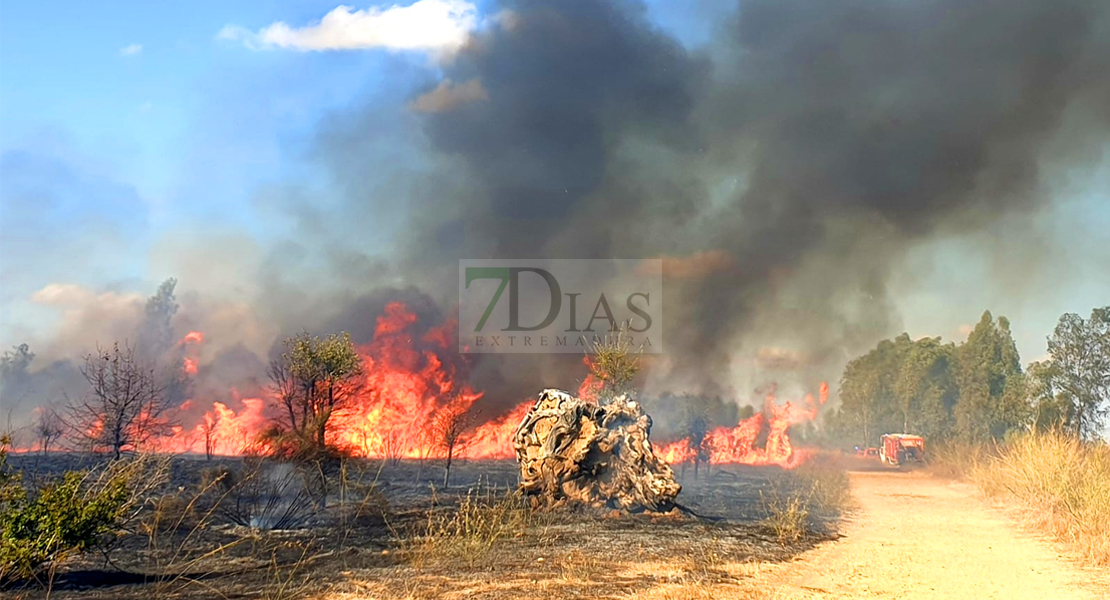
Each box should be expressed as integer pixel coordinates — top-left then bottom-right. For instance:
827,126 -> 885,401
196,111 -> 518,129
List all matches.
200,413 -> 217,460
36,405 -> 64,454
65,343 -> 174,459
682,394 -> 713,480
432,402 -> 472,487
381,429 -> 405,467
514,389 -> 680,512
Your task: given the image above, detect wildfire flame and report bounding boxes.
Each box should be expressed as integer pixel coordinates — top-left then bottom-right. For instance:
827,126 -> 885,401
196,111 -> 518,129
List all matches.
156,303 -> 529,459
133,306 -> 826,467
659,384 -> 828,469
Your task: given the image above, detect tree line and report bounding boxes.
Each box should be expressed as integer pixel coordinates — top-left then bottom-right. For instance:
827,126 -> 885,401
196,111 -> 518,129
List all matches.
829,306 -> 1110,445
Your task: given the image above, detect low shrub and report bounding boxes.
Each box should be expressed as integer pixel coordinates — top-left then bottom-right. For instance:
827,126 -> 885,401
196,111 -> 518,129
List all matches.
0,436 -> 163,583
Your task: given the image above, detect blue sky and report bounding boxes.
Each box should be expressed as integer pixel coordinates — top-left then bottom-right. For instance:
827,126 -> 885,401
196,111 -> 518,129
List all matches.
0,0 -> 1107,371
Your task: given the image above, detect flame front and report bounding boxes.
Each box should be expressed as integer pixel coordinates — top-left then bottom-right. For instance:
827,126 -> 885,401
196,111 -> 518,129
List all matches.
659,385 -> 828,469
146,307 -> 824,466
159,303 -> 529,459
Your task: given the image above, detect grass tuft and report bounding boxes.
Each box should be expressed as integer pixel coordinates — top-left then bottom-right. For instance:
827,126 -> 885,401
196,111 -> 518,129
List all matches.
761,454 -> 852,546
403,482 -> 539,568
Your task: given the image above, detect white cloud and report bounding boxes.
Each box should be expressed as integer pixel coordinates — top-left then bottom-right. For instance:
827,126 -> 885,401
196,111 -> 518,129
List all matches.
119,43 -> 143,57
219,0 -> 477,54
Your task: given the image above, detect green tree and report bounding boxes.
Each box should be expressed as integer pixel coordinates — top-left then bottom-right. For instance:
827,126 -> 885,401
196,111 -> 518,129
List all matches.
894,337 -> 958,439
835,334 -> 911,445
1042,307 -> 1110,439
1026,360 -> 1075,433
953,311 -> 1026,442
267,332 -> 363,452
586,322 -> 642,404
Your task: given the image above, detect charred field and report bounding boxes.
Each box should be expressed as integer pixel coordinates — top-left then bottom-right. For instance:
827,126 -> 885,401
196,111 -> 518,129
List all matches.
2,453 -> 847,600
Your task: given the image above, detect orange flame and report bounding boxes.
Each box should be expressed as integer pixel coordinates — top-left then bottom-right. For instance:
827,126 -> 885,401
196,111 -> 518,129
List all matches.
577,356 -> 603,403
659,384 -> 828,469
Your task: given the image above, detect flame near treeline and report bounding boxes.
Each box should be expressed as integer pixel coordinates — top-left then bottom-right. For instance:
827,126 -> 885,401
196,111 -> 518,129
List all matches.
26,302 -> 827,468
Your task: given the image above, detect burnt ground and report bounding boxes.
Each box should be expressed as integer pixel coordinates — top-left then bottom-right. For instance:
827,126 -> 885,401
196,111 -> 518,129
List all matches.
2,454 -> 844,600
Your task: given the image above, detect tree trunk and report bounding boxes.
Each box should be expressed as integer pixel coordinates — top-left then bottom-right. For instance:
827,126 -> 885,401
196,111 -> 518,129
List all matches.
443,442 -> 454,487
514,389 -> 681,512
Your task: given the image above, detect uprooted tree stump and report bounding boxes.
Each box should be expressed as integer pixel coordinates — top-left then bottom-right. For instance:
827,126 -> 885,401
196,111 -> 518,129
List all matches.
513,389 -> 681,512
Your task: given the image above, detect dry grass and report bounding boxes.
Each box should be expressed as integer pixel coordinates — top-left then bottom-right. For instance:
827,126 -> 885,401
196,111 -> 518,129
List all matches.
401,482 -> 542,569
970,432 -> 1110,565
926,439 -> 994,480
760,455 -> 852,546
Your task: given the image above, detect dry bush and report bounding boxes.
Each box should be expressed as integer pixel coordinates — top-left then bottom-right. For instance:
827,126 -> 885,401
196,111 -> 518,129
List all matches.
403,482 -> 539,569
792,455 -> 853,513
971,431 -> 1110,565
761,456 -> 852,546
926,439 -> 994,480
677,536 -> 730,585
140,474 -> 252,597
760,486 -> 809,546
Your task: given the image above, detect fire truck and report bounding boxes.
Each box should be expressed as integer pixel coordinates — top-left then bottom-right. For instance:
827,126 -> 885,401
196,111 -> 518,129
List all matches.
879,433 -> 925,466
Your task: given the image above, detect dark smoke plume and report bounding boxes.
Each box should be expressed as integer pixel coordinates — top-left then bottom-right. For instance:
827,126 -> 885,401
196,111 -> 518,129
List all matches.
5,0 -> 1110,433
313,0 -> 1110,405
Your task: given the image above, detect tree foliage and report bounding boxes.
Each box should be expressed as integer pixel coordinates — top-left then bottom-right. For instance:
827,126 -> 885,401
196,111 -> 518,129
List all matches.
832,306 -> 1109,446
266,331 -> 362,455
586,322 -> 642,404
1039,307 -> 1110,438
953,312 -> 1026,441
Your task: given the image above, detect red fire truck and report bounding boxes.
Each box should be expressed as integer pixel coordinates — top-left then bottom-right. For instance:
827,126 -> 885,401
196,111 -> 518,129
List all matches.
879,433 -> 925,466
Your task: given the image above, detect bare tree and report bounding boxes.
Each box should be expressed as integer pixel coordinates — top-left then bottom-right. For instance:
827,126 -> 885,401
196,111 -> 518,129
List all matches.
431,401 -> 473,487
36,405 -> 64,454
65,343 -> 174,459
681,394 -> 712,480
200,413 -> 218,460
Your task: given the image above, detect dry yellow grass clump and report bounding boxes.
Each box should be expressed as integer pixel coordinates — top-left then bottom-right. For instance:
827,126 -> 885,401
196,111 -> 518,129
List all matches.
761,454 -> 853,545
971,432 -> 1110,565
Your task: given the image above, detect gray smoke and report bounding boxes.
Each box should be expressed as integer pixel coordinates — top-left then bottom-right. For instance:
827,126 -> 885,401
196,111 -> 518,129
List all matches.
308,0 -> 1109,405
6,0 -> 1110,432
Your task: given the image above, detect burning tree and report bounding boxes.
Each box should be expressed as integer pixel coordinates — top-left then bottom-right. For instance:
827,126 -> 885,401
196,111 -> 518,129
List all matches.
431,400 -> 473,487
65,343 -> 175,459
199,412 -> 218,460
679,394 -> 712,479
266,331 -> 362,456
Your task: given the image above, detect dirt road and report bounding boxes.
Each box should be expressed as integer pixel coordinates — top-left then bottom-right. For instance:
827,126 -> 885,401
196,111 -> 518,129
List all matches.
765,470 -> 1109,600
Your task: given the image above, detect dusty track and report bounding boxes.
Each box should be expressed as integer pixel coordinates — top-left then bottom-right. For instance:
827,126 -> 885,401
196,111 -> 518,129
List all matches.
764,470 -> 1110,600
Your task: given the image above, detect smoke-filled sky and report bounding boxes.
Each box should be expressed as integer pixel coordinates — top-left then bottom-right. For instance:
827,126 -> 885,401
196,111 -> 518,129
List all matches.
1,0 -> 1108,424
